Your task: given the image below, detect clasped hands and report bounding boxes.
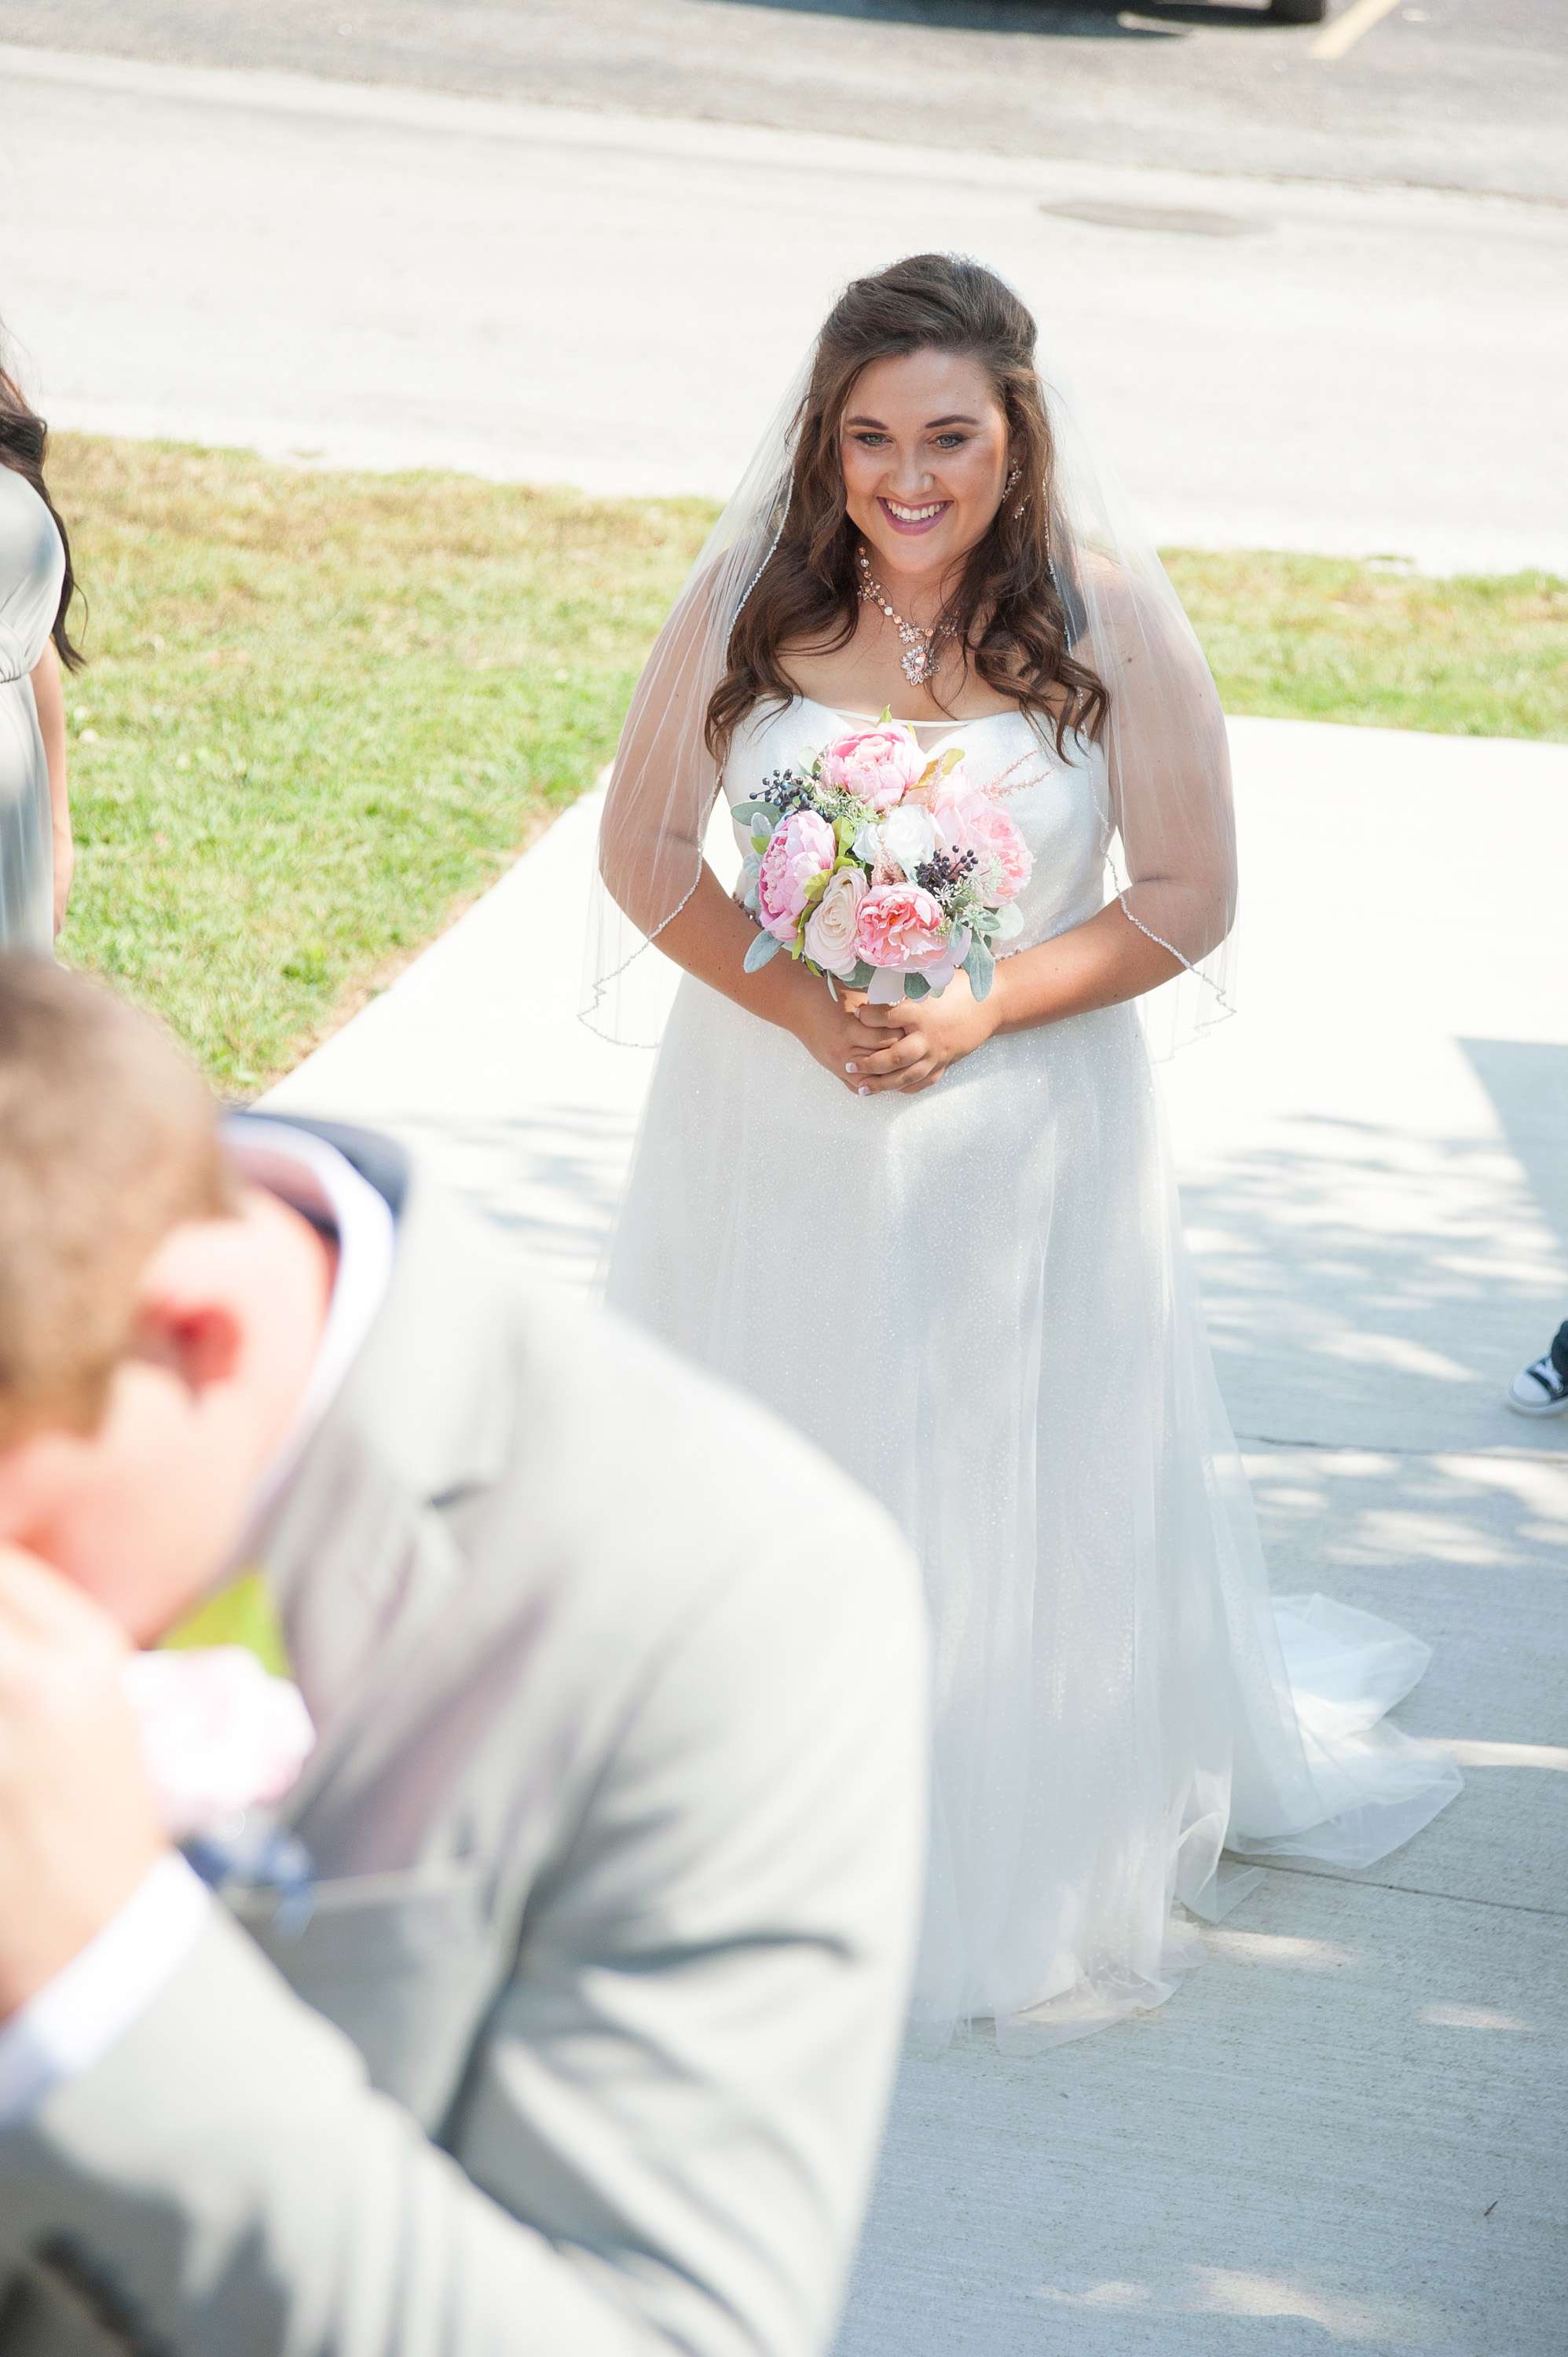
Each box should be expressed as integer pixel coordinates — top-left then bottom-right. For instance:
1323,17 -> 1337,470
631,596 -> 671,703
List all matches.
798,969 -> 1000,1097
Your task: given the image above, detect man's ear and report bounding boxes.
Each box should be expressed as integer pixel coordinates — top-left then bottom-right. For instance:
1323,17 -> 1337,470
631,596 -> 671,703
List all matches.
132,1222 -> 249,1395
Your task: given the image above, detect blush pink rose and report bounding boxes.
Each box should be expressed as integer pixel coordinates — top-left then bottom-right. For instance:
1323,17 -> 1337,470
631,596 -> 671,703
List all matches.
803,864 -> 867,978
936,790 -> 1034,904
757,808 -> 837,942
819,724 -> 925,814
854,882 -> 951,974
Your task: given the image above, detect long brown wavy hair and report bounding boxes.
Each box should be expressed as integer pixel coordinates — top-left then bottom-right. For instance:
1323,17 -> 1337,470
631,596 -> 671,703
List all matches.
0,353 -> 85,670
706,254 -> 1105,764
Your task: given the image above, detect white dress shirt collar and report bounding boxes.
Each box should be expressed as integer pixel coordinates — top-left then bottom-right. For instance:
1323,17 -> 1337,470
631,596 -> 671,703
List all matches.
224,1116 -> 397,1530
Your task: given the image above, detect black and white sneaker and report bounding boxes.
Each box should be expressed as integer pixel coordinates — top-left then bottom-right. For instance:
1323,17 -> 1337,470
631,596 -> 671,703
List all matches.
1508,1325 -> 1568,1417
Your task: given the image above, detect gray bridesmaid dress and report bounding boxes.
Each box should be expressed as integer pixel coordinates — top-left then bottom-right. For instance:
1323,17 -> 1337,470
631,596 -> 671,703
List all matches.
0,463 -> 67,951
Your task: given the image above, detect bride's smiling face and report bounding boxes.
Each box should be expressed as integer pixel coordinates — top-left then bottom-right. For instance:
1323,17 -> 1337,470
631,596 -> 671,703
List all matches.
840,348 -> 1011,587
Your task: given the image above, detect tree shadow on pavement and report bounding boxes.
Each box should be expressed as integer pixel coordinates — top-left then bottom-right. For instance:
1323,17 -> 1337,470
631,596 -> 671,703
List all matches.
1177,1104 -> 1568,1459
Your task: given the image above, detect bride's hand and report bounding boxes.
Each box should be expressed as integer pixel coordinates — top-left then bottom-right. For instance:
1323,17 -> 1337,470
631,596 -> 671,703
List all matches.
786,977 -> 890,1096
848,971 -> 998,1094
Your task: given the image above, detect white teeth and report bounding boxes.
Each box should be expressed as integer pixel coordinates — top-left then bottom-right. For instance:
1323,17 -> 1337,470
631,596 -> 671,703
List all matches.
885,500 -> 946,522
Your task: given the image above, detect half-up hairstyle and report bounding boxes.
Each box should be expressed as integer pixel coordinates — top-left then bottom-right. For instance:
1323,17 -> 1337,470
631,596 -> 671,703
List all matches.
706,254 -> 1105,763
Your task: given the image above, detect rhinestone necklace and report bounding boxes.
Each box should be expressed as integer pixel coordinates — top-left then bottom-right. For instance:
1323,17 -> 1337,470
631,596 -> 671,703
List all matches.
856,547 -> 954,689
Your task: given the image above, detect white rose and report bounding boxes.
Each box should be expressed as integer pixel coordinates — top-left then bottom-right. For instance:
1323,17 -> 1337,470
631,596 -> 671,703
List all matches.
877,803 -> 939,882
804,866 -> 867,979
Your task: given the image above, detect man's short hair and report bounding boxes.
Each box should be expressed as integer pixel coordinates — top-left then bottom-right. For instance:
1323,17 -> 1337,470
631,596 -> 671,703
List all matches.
0,958 -> 236,1444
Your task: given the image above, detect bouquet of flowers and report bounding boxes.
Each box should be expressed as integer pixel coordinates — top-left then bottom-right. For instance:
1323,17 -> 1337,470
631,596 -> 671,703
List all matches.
738,714 -> 1035,1004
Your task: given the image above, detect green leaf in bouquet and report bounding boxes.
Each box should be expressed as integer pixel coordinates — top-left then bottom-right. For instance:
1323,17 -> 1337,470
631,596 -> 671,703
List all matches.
963,937 -> 996,1001
732,799 -> 781,829
744,929 -> 783,973
903,973 -> 931,1001
850,960 -> 875,988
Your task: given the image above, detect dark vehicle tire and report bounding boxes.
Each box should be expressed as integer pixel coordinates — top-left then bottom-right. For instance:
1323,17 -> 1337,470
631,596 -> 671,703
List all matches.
1266,0 -> 1329,20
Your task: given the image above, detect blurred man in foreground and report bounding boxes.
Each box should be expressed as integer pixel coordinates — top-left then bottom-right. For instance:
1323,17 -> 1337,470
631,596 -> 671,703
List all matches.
0,956 -> 928,2357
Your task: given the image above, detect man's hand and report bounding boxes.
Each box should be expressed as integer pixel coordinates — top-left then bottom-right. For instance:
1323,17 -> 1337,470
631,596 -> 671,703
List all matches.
0,1547 -> 166,2019
848,970 -> 999,1093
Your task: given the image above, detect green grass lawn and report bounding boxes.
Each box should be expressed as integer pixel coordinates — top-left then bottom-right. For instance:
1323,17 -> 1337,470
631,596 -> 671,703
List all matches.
51,435 -> 1567,1091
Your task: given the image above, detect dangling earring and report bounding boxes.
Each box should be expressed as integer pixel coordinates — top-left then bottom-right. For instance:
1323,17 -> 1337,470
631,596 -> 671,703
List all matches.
1004,462 -> 1027,520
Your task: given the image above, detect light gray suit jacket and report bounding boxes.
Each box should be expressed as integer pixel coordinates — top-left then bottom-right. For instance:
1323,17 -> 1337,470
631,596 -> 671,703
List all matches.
0,1131 -> 929,2356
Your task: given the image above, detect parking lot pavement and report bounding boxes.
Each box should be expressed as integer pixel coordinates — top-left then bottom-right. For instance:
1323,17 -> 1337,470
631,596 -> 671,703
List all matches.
1,0 -> 1563,204
3,46 -> 1565,572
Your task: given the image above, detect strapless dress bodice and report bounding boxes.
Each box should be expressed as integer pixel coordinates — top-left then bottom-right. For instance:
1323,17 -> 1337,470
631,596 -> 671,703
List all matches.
724,695 -> 1114,955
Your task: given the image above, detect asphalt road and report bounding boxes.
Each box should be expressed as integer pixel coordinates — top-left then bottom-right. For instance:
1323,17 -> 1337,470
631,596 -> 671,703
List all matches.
0,0 -> 1563,203
2,45 -> 1562,570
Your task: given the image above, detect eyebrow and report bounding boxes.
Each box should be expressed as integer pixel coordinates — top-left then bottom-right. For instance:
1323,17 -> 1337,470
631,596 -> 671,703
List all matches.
844,413 -> 981,430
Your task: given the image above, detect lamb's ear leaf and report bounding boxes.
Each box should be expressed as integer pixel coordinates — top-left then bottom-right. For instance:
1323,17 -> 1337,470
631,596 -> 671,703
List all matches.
850,961 -> 876,988
963,937 -> 996,1001
903,973 -> 931,1001
744,929 -> 783,973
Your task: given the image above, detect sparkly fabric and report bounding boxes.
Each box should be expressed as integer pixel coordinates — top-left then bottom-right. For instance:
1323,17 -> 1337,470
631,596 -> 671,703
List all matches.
605,698 -> 1460,2051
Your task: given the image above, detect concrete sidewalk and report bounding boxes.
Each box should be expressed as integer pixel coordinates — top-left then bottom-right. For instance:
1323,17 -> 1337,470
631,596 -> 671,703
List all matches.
269,714 -> 1568,2355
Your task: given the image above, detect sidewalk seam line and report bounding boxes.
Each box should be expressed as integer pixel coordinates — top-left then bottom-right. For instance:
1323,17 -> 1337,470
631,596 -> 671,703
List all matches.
1255,1859 -> 1566,1921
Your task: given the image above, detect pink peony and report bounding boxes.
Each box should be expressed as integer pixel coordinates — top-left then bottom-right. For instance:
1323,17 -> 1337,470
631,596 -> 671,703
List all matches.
854,882 -> 951,974
123,1648 -> 315,1840
820,724 -> 925,814
757,809 -> 837,942
936,789 -> 1034,904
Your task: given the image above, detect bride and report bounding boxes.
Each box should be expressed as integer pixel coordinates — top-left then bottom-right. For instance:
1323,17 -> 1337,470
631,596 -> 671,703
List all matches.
588,254 -> 1460,2049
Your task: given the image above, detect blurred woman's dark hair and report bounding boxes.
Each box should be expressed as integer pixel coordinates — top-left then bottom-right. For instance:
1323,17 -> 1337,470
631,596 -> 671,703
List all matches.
0,347 -> 85,670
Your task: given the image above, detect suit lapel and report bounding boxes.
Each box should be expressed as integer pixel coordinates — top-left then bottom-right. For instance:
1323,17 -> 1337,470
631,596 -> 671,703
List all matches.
251,1155 -> 518,1835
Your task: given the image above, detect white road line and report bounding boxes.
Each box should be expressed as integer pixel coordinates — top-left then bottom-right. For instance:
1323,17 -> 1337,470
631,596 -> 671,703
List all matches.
1311,0 -> 1405,62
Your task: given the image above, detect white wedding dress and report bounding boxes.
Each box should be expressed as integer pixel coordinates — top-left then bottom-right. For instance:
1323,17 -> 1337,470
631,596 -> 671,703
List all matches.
603,694 -> 1460,2051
